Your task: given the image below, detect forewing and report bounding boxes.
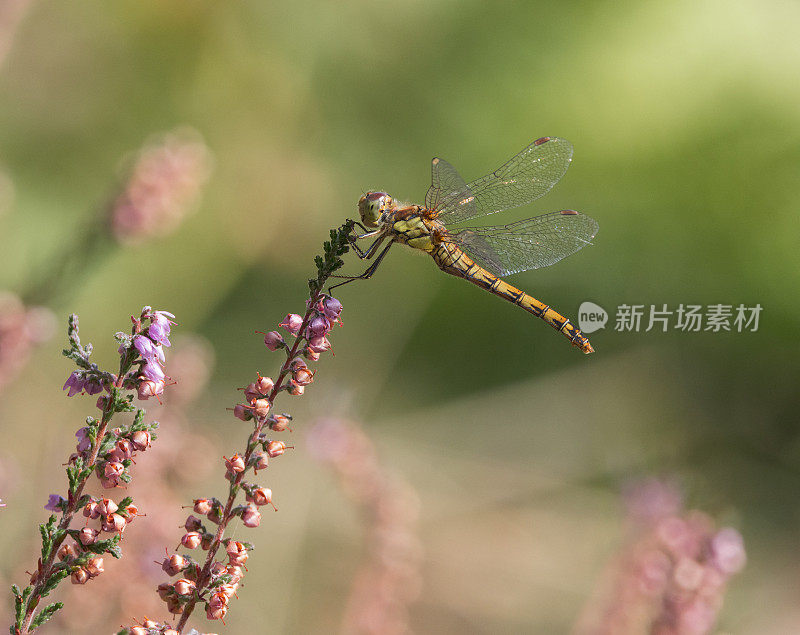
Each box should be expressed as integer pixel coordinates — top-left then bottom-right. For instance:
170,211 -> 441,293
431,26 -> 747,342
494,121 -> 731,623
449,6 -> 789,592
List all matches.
434,137 -> 574,225
425,156 -> 477,219
446,210 -> 598,276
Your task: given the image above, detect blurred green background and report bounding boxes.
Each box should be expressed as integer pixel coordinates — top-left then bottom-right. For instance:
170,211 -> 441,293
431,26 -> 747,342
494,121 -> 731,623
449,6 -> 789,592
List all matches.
1,0 -> 799,632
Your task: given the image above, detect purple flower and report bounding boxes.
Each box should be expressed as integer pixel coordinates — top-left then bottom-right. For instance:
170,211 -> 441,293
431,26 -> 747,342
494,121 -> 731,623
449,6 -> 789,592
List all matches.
278,314 -> 303,336
321,296 -> 342,321
147,310 -> 175,347
142,360 -> 165,382
63,371 -> 86,397
133,334 -> 164,363
44,494 -> 66,511
84,379 -> 103,395
306,315 -> 330,339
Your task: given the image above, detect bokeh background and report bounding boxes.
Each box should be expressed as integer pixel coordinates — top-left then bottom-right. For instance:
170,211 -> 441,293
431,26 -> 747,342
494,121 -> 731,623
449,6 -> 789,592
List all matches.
1,0 -> 799,632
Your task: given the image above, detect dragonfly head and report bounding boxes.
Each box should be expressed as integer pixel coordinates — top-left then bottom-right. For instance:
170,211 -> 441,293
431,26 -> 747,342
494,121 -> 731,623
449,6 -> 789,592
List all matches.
358,191 -> 393,228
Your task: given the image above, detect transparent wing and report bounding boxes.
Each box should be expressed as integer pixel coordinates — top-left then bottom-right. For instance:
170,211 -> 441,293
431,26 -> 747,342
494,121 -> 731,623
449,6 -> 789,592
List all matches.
426,137 -> 574,226
444,210 -> 599,277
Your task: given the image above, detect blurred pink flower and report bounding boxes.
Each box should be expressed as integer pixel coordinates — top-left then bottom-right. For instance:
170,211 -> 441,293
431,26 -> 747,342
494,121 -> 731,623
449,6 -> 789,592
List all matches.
110,128 -> 213,245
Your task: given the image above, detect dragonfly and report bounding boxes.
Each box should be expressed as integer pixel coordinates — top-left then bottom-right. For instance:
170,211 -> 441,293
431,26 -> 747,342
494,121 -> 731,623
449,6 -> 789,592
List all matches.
332,137 -> 599,353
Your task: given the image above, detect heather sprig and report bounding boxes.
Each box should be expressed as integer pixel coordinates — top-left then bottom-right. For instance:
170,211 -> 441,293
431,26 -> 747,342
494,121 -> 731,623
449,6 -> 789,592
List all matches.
10,307 -> 175,635
132,223 -> 352,633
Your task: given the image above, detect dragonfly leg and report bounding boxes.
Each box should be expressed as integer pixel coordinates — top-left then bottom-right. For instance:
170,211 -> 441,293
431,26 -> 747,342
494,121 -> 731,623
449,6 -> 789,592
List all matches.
328,241 -> 394,293
348,234 -> 387,260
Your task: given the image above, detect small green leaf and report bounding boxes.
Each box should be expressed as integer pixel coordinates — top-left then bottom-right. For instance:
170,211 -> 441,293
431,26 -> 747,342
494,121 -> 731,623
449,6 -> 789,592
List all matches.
30,602 -> 64,629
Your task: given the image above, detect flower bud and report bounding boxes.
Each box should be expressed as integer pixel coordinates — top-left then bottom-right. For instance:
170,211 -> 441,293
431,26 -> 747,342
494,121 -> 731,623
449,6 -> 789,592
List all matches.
307,335 -> 331,353
251,398 -> 271,419
78,527 -> 100,546
166,596 -> 184,614
233,403 -> 251,421
157,581 -> 175,600
292,367 -> 315,386
243,382 -> 260,402
263,330 -> 285,351
85,556 -> 104,578
193,498 -> 213,515
71,567 -> 90,585
247,487 -> 276,510
162,553 -> 187,576
266,440 -> 290,458
321,296 -> 343,322
257,375 -> 274,395
287,381 -> 305,396
57,542 -> 79,561
181,531 -> 203,549
102,512 -> 127,534
138,377 -> 165,400
130,430 -> 152,451
83,500 -> 101,519
185,515 -> 202,531
226,565 -> 245,582
278,313 -> 303,336
174,578 -> 196,596
104,461 -> 125,483
269,414 -> 291,432
224,453 -> 246,475
99,497 -> 119,517
241,502 -> 262,527
226,541 -> 248,566
306,315 -> 330,339
253,452 -> 269,472
206,603 -> 227,620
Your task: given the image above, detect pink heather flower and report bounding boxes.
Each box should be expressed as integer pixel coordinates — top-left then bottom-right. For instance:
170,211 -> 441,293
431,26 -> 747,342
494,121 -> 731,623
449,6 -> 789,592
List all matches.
111,130 -> 212,246
141,359 -> 166,382
226,541 -> 248,566
266,440 -> 289,458
250,398 -> 271,419
102,512 -> 127,534
247,487 -> 276,510
114,438 -> 134,459
241,503 -> 261,527
83,500 -> 101,519
278,313 -> 303,336
208,591 -> 229,610
321,296 -> 343,322
181,531 -> 202,549
193,498 -> 213,515
71,568 -> 90,585
303,347 -> 321,361
243,382 -> 260,402
78,527 -> 100,546
133,334 -> 164,363
62,371 -> 86,397
306,315 -> 330,339
99,497 -> 118,516
206,603 -> 227,621
130,429 -> 152,451
257,375 -> 274,394
270,414 -> 291,432
711,527 -> 747,574
147,310 -> 176,347
253,453 -> 269,471
233,403 -> 251,421
121,501 -> 140,521
225,453 -> 246,475
162,553 -> 187,575
185,515 -> 202,531
75,427 -> 92,453
292,367 -> 315,386
57,542 -> 78,561
85,556 -> 104,578
174,578 -> 196,596
287,381 -> 305,396
308,335 -> 331,353
262,330 -> 285,351
44,494 -> 66,511
137,377 -> 164,400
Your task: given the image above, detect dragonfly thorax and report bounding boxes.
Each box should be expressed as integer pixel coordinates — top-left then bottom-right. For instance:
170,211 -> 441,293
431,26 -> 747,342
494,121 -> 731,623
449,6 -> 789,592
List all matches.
358,191 -> 394,228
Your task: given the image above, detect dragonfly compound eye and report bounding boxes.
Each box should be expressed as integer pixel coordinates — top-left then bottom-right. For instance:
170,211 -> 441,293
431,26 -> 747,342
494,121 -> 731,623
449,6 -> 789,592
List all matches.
358,191 -> 390,228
